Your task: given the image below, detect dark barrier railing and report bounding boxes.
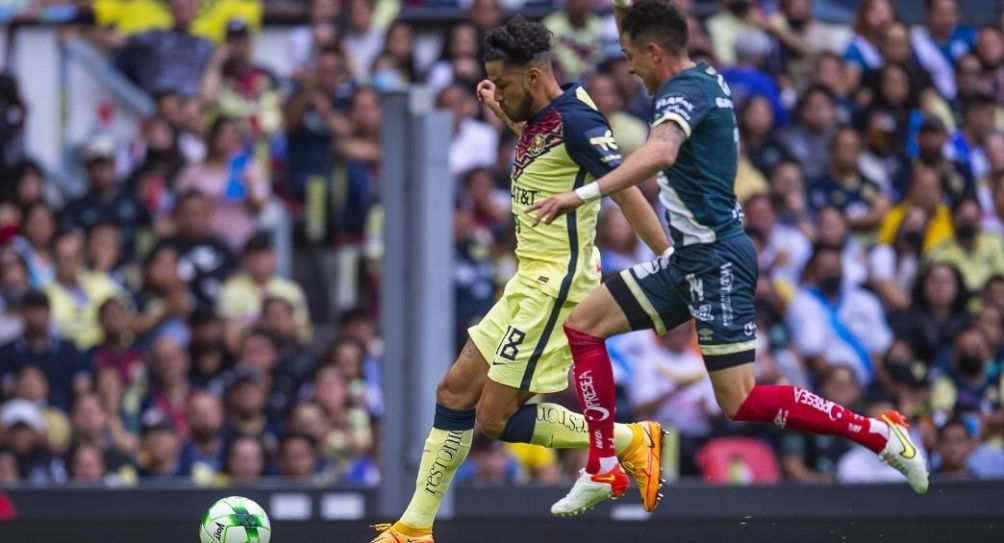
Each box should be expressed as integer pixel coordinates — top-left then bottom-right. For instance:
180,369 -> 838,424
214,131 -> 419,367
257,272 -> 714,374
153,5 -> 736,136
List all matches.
0,481 -> 1002,543
2,480 -> 1002,521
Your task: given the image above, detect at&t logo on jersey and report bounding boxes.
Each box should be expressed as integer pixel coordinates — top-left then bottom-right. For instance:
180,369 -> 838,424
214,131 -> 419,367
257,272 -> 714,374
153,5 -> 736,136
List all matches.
511,185 -> 539,206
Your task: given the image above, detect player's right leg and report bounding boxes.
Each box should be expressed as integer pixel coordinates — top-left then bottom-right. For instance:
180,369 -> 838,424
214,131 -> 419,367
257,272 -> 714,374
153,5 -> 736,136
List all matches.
369,340 -> 487,543
553,254 -> 688,516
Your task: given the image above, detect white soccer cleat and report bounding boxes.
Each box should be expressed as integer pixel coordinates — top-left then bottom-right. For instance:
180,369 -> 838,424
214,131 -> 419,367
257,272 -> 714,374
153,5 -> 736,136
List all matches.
550,465 -> 630,517
877,410 -> 929,494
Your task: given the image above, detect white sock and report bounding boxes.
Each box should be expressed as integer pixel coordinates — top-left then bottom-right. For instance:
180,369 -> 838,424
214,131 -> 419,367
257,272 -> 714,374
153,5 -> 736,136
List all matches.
598,456 -> 619,472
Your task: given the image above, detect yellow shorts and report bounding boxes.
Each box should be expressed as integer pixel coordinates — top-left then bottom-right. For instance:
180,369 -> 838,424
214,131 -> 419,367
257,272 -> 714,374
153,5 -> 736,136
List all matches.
467,277 -> 577,394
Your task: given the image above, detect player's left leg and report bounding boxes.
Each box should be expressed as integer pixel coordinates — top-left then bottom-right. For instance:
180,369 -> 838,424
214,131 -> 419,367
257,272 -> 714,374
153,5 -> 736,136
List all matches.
478,281 -> 668,514
709,362 -> 928,493
701,235 -> 928,494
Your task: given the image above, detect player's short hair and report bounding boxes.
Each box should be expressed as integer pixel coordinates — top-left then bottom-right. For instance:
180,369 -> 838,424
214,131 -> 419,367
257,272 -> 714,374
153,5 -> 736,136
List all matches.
620,0 -> 688,55
483,16 -> 552,66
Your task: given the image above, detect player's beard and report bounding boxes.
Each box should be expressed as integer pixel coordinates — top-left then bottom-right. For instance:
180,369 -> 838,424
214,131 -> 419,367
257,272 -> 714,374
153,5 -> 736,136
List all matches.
508,85 -> 535,124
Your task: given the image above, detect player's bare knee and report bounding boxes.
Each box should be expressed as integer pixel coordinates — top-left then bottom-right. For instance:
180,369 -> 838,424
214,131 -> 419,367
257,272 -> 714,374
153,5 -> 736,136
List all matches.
714,385 -> 751,420
436,377 -> 474,411
563,308 -> 599,337
476,410 -> 506,439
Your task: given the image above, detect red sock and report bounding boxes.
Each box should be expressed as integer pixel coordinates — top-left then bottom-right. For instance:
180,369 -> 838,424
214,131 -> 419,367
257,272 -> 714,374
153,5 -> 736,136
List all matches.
733,385 -> 888,453
565,325 -> 617,474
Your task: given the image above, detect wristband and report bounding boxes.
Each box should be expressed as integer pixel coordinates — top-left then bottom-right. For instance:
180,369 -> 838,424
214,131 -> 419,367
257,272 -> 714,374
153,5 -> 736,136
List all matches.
574,182 -> 603,202
613,0 -> 632,6
661,246 -> 675,258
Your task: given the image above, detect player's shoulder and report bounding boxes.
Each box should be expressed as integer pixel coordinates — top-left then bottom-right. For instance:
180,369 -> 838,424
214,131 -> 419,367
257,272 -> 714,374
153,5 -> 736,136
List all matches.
553,85 -> 612,136
553,84 -> 606,124
658,62 -> 721,97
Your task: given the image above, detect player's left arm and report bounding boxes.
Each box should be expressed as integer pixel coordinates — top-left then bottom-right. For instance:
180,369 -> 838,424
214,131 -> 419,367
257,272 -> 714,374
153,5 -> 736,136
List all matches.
528,121 -> 685,225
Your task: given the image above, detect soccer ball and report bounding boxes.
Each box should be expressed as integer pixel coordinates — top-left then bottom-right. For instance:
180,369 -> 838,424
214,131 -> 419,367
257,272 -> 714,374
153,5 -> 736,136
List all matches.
200,496 -> 271,543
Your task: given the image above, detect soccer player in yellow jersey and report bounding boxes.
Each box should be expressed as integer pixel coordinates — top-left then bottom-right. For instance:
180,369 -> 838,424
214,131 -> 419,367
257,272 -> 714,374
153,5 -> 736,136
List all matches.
369,16 -> 671,543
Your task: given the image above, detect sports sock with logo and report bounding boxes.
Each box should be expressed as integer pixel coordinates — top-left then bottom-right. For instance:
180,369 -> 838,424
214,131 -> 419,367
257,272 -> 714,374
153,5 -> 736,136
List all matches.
564,325 -> 618,473
733,384 -> 889,453
498,402 -> 634,453
397,405 -> 475,532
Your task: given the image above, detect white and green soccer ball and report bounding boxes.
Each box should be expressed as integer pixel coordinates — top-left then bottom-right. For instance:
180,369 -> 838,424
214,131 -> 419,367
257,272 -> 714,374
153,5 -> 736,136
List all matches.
200,496 -> 271,543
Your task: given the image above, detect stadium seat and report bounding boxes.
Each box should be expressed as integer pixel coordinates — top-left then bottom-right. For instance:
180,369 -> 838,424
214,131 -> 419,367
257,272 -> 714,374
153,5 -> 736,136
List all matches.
0,491 -> 15,520
696,437 -> 781,485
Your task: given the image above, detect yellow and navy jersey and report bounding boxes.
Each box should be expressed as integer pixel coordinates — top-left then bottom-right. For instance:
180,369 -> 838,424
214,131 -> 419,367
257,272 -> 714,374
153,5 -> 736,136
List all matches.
511,84 -> 622,303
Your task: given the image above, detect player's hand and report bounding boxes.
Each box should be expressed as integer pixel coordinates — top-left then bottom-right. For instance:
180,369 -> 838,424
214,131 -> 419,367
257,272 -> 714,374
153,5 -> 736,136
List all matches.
527,191 -> 584,226
476,79 -> 495,104
476,79 -> 504,115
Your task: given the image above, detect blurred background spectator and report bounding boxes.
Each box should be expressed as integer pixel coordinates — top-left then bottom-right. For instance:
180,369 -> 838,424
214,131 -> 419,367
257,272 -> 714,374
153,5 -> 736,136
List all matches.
0,0 -> 1002,491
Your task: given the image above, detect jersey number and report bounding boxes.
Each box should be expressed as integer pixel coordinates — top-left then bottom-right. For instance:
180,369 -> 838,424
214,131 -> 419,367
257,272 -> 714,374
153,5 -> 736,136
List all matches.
496,326 -> 526,361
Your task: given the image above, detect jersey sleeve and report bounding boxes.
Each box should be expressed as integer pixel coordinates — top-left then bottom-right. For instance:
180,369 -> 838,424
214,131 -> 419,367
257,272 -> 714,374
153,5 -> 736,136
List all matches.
562,104 -> 624,179
651,78 -> 711,139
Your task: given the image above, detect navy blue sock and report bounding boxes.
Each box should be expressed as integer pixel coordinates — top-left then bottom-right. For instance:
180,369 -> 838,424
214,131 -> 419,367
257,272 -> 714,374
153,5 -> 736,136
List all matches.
433,404 -> 476,431
498,404 -> 537,443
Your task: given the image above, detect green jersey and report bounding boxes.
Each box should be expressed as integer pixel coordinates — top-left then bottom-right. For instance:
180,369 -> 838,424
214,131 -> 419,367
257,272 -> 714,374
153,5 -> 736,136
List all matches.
651,61 -> 744,247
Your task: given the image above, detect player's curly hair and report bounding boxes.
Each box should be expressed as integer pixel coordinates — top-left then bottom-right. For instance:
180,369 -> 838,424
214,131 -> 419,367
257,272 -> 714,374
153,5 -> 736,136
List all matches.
483,16 -> 553,65
620,0 -> 688,54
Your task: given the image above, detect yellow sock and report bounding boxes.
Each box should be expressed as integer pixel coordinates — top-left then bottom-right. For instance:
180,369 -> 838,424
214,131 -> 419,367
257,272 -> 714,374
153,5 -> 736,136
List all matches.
530,403 -> 634,454
398,427 -> 473,530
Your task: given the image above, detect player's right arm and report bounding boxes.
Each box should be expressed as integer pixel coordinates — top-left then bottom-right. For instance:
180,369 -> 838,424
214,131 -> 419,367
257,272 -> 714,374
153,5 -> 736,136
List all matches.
590,121 -> 686,197
477,79 -> 524,136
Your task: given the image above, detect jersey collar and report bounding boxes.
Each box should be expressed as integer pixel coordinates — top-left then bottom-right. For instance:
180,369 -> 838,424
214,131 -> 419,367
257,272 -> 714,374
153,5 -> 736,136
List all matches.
657,61 -> 710,95
527,84 -> 578,125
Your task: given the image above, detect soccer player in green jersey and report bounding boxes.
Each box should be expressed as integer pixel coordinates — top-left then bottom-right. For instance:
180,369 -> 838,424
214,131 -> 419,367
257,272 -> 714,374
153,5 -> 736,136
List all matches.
530,0 -> 929,516
370,16 -> 674,543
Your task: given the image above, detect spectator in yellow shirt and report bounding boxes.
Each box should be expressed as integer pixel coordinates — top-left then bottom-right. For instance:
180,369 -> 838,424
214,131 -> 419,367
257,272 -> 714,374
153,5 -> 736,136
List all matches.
504,441 -> 560,484
44,231 -> 124,350
928,197 -> 1004,293
217,233 -> 310,350
542,0 -> 604,82
92,0 -> 263,44
878,165 -> 954,252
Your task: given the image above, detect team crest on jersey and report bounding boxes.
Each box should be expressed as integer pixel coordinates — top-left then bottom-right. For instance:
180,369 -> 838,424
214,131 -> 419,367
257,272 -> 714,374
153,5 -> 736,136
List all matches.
528,133 -> 547,156
512,108 -> 563,179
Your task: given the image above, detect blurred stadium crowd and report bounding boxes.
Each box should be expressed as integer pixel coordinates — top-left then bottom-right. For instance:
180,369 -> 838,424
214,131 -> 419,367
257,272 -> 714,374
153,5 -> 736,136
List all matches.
0,0 -> 1003,488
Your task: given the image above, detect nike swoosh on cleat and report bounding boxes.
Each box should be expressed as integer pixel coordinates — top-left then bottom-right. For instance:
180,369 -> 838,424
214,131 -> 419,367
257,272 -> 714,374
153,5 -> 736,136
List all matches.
885,417 -> 916,459
593,474 -> 618,484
